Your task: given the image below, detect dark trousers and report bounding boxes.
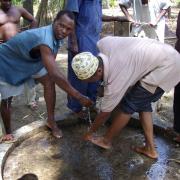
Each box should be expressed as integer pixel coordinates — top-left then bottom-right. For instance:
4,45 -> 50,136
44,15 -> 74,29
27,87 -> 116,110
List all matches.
173,82 -> 180,133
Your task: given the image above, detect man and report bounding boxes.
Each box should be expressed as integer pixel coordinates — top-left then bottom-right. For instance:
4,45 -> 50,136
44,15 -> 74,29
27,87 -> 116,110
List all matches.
118,0 -> 171,42
65,0 -> 127,118
72,36 -> 180,159
0,0 -> 37,40
0,0 -> 38,110
0,10 -> 92,142
173,11 -> 180,143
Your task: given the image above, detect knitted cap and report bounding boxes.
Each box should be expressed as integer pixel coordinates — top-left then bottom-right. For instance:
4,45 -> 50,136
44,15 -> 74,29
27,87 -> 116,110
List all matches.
72,52 -> 99,80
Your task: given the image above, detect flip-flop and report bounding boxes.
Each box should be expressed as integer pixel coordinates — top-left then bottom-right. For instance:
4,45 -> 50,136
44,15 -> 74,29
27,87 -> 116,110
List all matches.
0,135 -> 16,144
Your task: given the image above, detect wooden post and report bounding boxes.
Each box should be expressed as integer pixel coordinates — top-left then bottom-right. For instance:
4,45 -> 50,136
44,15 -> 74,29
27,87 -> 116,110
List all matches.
114,21 -> 131,37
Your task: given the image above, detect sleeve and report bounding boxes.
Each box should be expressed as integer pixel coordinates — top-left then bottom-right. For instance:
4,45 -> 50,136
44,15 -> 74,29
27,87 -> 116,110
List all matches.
118,0 -> 132,8
160,0 -> 171,10
65,0 -> 81,13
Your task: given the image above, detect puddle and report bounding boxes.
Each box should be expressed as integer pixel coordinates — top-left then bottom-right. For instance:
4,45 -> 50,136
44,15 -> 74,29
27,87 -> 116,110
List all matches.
3,124 -> 180,180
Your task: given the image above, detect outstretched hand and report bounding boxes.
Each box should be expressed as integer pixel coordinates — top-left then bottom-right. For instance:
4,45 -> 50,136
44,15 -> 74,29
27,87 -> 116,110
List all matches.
78,95 -> 93,107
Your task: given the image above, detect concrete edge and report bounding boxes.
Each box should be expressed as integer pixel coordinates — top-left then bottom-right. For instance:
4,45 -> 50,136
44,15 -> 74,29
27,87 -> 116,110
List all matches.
0,120 -> 46,180
129,113 -> 178,140
0,116 -> 82,180
0,113 -> 178,180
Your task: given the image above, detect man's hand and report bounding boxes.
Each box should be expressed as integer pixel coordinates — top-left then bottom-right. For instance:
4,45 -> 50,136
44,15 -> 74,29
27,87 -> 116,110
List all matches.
149,22 -> 157,28
68,42 -> 78,56
78,95 -> 93,107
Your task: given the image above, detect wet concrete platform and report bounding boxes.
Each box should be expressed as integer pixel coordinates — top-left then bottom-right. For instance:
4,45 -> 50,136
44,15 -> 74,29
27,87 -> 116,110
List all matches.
3,124 -> 180,180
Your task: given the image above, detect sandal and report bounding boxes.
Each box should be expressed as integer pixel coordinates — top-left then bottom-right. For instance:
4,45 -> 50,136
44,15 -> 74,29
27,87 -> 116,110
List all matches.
0,134 -> 16,144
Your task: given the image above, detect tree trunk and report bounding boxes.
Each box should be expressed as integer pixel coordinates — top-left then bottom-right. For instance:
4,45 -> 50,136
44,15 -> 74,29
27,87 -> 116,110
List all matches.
23,0 -> 34,27
36,0 -> 53,27
103,0 -> 110,9
36,0 -> 66,26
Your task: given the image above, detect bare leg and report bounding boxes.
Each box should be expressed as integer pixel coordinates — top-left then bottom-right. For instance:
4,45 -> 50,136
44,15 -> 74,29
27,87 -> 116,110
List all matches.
133,112 -> 158,159
90,110 -> 131,149
1,97 -> 13,134
24,84 -> 38,110
36,75 -> 62,138
0,97 -> 14,141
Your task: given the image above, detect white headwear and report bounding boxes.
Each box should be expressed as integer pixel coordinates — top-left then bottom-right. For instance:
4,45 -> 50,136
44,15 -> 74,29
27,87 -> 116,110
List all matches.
72,52 -> 99,80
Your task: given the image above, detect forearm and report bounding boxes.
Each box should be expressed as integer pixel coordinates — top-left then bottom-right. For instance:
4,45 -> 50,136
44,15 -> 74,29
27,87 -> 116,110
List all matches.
88,111 -> 111,134
154,9 -> 168,24
51,70 -> 82,100
120,5 -> 133,22
102,15 -> 128,22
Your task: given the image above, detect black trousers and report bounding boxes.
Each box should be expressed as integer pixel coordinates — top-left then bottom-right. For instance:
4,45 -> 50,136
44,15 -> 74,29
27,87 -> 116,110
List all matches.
173,82 -> 180,133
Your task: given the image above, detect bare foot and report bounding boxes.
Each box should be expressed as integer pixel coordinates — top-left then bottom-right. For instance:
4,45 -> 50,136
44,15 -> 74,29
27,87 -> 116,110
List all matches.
0,134 -> 16,144
46,122 -> 63,139
90,136 -> 112,149
133,146 -> 158,159
82,132 -> 93,141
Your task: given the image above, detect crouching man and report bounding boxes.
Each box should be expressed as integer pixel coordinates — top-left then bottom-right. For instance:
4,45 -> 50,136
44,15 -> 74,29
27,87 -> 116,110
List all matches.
0,10 -> 93,142
72,36 -> 180,159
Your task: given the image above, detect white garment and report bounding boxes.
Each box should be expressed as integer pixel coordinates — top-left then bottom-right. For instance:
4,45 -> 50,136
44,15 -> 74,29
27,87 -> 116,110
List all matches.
118,0 -> 171,42
97,36 -> 180,112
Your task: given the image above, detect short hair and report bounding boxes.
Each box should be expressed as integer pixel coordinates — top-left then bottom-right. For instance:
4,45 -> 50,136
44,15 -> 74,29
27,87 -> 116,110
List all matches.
54,10 -> 75,22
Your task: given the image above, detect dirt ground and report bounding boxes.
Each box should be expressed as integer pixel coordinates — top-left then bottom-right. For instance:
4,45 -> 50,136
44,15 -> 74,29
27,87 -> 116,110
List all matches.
1,6 -> 179,133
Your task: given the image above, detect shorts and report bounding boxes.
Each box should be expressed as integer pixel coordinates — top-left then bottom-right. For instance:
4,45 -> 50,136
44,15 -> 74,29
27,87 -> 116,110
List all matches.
120,83 -> 164,114
0,68 -> 47,100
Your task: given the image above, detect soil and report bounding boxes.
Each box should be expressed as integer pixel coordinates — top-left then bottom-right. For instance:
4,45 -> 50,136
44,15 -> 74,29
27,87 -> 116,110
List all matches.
0,6 -> 179,133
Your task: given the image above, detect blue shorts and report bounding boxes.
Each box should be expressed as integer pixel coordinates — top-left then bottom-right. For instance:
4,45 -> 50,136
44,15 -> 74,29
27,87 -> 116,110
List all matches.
120,83 -> 164,114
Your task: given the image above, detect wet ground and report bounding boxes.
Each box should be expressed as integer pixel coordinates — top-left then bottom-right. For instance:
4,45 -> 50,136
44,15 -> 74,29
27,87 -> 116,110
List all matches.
3,124 -> 180,180
1,6 -> 180,180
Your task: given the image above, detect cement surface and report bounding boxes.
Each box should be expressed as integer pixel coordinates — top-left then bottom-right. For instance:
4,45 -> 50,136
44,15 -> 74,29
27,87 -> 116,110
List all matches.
3,124 -> 180,180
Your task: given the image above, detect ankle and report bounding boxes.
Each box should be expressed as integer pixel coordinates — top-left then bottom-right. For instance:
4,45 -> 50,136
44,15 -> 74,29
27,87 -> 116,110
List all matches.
103,136 -> 112,146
